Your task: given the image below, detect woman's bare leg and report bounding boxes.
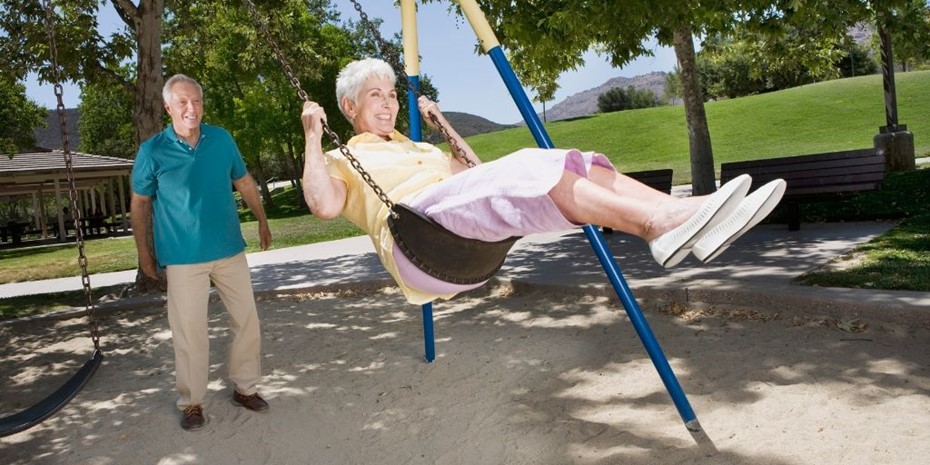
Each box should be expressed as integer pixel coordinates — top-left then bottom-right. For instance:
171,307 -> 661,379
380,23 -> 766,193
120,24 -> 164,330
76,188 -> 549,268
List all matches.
588,165 -> 670,204
548,168 -> 705,242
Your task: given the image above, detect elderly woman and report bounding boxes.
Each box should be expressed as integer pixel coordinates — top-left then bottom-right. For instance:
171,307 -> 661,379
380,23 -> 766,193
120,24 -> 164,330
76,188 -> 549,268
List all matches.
301,58 -> 784,304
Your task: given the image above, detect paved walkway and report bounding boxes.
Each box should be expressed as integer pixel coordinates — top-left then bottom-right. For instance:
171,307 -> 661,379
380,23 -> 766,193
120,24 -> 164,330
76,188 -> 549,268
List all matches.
3,220 -> 929,326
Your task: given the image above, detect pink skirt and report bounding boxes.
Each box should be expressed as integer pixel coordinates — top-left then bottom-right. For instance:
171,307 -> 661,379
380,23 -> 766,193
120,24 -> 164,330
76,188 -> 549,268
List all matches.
393,148 -> 615,295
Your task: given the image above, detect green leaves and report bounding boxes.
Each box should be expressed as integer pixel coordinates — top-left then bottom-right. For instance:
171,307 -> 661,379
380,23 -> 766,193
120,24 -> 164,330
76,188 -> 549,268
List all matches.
0,77 -> 46,158
77,76 -> 135,158
597,85 -> 660,114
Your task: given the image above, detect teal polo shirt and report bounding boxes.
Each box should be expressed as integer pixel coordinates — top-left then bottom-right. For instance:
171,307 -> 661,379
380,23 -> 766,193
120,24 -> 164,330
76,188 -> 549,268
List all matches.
132,124 -> 248,266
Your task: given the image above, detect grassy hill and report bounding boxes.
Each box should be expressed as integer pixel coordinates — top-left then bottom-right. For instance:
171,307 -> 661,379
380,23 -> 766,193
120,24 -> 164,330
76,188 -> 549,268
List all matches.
459,70 -> 929,185
427,111 -> 517,144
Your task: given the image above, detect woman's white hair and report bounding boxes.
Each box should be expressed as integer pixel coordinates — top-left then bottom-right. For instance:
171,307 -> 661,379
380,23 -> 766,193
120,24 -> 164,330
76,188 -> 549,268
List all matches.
335,58 -> 396,122
162,74 -> 203,103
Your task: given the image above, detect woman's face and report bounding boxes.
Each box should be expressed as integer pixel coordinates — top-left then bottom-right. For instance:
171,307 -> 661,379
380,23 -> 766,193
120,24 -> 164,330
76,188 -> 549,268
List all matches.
345,74 -> 399,138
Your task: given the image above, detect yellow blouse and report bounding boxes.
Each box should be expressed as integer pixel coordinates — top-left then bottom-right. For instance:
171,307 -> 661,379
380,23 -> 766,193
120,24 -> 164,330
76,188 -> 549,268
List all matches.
324,130 -> 455,304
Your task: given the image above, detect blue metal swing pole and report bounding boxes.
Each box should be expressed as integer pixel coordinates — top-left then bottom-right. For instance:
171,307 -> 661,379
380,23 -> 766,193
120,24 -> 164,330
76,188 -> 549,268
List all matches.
400,0 -> 436,363
457,0 -> 701,432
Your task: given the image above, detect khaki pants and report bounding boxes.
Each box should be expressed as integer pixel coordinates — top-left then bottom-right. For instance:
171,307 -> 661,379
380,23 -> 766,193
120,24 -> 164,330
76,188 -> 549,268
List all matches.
165,252 -> 262,409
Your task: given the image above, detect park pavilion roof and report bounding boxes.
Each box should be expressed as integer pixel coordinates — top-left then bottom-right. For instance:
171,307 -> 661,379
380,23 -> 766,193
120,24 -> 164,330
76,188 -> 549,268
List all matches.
0,149 -> 133,197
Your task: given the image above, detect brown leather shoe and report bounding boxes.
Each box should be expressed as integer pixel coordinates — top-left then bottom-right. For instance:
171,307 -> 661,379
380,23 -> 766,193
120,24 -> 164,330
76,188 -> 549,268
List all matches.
181,405 -> 205,431
232,391 -> 269,412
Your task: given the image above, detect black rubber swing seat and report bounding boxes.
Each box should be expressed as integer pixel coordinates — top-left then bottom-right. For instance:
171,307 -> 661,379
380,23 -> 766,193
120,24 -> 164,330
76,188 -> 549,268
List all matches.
388,203 -> 520,285
0,349 -> 103,438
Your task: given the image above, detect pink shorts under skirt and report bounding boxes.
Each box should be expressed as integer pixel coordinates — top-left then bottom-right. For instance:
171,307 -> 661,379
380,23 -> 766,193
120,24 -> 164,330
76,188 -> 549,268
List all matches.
393,148 -> 615,296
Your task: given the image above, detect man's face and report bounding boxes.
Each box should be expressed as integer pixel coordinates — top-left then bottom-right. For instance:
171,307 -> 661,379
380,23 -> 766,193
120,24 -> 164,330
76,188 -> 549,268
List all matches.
164,81 -> 203,132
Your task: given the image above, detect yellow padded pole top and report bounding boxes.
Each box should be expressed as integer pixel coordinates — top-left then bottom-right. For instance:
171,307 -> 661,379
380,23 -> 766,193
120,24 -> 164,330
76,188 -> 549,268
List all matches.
401,0 -> 419,76
458,0 -> 500,53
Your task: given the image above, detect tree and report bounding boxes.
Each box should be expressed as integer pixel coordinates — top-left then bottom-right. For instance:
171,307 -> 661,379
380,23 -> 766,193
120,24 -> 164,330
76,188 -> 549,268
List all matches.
597,87 -> 632,113
0,77 -> 46,157
520,64 -> 559,122
78,74 -> 136,158
432,0 -> 738,193
597,85 -> 659,113
664,67 -> 683,105
698,25 -> 856,99
697,18 -> 888,100
162,0 -> 394,209
433,0 -> 923,193
836,36 -> 878,78
673,24 -> 716,194
0,0 -> 165,145
882,0 -> 930,71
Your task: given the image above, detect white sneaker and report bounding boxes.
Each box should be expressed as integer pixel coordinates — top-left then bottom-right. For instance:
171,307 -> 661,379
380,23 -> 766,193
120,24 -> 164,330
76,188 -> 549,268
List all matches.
648,174 -> 751,268
692,179 -> 787,263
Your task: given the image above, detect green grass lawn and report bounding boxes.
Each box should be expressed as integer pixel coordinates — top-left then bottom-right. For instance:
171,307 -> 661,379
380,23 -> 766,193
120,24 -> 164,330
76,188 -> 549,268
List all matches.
463,70 -> 930,184
0,207 -> 361,285
795,213 -> 930,291
0,189 -> 363,319
1,71 -> 928,319
791,167 -> 930,291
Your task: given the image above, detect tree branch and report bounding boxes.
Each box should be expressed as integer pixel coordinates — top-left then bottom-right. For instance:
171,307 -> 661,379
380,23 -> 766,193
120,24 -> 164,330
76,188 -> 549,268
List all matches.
110,0 -> 139,33
90,61 -> 135,96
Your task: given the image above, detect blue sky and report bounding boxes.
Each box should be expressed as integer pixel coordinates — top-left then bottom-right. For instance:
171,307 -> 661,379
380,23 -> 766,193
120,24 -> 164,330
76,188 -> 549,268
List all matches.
24,1 -> 678,125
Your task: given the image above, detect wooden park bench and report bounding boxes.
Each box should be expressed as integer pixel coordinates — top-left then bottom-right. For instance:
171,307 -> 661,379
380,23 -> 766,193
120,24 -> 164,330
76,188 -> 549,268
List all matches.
720,148 -> 885,231
602,168 -> 673,234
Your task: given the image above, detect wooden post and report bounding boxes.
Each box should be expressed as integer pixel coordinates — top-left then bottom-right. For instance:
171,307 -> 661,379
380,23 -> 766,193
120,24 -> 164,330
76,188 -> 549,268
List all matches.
873,22 -> 915,172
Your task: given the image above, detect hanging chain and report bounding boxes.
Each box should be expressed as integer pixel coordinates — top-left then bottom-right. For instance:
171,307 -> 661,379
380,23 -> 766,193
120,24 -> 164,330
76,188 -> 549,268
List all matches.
41,0 -> 100,351
347,0 -> 475,168
242,0 -> 397,212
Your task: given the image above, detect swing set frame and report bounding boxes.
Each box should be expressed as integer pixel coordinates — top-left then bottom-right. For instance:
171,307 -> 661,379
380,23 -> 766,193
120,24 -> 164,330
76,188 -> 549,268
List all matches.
251,0 -> 713,441
392,0 -> 709,438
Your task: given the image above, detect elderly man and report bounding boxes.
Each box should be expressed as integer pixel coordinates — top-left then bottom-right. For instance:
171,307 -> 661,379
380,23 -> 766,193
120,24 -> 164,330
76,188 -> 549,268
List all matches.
131,74 -> 273,431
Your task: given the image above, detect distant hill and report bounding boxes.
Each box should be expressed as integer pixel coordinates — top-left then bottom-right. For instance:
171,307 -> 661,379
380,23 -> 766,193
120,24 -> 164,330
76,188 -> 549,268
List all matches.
433,71 -> 671,137
536,71 -> 669,123
425,111 -> 517,144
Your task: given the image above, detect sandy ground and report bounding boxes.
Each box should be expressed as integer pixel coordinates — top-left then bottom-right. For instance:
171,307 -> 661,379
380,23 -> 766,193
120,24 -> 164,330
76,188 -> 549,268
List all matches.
1,283 -> 929,465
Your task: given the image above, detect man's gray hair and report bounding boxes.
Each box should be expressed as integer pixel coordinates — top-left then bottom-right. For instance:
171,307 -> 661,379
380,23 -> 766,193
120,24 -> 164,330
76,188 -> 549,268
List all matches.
162,74 -> 203,103
335,58 -> 396,122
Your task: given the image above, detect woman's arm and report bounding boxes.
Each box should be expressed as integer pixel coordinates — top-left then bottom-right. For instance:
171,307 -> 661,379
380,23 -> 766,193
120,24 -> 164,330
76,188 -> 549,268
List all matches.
417,96 -> 481,173
301,101 -> 348,219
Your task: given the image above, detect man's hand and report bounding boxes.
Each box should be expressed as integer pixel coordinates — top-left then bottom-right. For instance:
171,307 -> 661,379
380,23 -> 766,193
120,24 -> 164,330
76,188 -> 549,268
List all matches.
258,221 -> 272,251
138,252 -> 160,280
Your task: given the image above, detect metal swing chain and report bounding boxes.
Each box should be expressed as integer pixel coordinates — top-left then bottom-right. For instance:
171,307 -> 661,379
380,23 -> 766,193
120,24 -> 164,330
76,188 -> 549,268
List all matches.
347,0 -> 476,168
41,0 -> 101,351
242,0 -> 397,213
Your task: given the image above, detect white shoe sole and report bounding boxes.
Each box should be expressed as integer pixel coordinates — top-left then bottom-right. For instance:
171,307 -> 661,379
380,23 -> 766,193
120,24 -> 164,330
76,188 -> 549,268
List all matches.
692,179 -> 787,263
649,174 -> 751,268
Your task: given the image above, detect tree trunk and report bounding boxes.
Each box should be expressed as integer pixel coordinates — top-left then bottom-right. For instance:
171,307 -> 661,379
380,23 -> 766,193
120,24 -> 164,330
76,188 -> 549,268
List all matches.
288,139 -> 307,211
133,0 -> 165,145
255,157 -> 275,211
673,25 -> 717,195
113,0 -> 167,292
